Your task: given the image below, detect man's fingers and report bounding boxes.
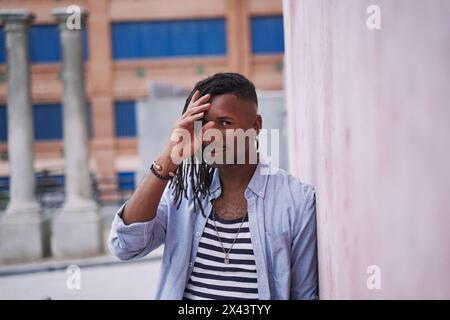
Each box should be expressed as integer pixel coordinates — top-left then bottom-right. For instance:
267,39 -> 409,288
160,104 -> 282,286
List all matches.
193,93 -> 211,107
187,93 -> 210,111
187,103 -> 211,116
201,120 -> 215,133
182,112 -> 205,125
183,92 -> 210,119
183,101 -> 211,119
184,91 -> 201,115
189,90 -> 200,105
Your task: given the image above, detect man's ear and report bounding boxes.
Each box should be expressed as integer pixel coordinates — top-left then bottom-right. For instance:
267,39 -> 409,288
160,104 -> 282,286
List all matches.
254,114 -> 262,135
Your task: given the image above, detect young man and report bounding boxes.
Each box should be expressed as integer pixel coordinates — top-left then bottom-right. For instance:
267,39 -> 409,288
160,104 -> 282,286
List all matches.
109,73 -> 318,300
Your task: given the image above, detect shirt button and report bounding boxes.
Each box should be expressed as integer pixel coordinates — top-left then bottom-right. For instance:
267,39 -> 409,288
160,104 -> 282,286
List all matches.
196,232 -> 201,237
189,262 -> 194,267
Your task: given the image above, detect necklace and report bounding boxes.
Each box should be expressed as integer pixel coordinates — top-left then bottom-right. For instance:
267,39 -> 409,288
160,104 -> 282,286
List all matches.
212,209 -> 247,265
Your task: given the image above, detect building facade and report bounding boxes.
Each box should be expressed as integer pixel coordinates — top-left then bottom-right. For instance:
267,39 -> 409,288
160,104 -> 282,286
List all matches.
0,0 -> 284,199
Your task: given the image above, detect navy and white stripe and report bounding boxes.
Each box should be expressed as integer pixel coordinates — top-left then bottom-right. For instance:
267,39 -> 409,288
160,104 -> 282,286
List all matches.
183,211 -> 259,300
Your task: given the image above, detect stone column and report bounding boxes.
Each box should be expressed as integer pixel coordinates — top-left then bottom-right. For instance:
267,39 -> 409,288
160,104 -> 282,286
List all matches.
51,8 -> 101,258
0,10 -> 48,263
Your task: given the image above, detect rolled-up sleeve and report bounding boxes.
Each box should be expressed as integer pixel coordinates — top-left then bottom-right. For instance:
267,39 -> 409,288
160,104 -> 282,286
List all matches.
108,186 -> 169,260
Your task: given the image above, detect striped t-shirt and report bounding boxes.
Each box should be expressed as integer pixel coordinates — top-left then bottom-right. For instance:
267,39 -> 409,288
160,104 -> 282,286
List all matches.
183,211 -> 259,300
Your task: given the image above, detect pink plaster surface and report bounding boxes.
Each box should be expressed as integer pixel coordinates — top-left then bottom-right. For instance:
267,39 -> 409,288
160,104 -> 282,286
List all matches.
283,0 -> 450,299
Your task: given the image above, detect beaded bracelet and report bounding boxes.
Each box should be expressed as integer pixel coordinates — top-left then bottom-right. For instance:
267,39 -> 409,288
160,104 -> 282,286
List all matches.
149,160 -> 177,181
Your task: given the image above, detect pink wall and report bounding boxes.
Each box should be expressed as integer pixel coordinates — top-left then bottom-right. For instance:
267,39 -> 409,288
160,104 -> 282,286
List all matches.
283,0 -> 450,299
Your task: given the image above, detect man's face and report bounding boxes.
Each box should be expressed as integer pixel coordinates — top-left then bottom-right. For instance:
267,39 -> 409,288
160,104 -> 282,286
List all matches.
202,94 -> 262,167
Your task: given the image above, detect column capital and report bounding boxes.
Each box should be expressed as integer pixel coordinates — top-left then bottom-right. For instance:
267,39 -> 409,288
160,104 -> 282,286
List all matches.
0,9 -> 35,31
52,7 -> 88,30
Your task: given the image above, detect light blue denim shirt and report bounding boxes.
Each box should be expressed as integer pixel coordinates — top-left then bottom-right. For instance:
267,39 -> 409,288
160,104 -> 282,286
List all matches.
109,160 -> 318,300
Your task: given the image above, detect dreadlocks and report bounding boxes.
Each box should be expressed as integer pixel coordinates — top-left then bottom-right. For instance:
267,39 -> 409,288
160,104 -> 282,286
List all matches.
168,72 -> 258,218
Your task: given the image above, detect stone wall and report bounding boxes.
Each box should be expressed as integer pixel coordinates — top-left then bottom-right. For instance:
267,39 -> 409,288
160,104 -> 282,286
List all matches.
284,0 -> 450,299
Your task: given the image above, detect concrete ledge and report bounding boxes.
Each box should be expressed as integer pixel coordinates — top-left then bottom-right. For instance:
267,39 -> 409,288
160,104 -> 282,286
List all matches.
51,205 -> 102,259
0,213 -> 50,264
0,246 -> 163,277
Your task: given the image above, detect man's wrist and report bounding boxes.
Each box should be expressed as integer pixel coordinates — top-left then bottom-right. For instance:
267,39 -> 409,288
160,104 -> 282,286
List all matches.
155,146 -> 179,175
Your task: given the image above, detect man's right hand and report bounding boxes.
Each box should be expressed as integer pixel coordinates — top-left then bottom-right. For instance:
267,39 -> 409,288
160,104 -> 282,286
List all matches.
121,90 -> 214,225
165,90 -> 215,164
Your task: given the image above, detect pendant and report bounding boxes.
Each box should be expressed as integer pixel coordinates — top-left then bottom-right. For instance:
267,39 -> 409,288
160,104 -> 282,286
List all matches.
224,256 -> 230,264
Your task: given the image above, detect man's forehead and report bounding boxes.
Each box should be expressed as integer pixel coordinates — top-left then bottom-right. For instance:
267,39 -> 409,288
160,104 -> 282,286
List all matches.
208,94 -> 257,117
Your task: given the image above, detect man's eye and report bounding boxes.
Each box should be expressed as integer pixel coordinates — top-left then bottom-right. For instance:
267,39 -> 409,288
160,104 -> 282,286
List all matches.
220,120 -> 230,126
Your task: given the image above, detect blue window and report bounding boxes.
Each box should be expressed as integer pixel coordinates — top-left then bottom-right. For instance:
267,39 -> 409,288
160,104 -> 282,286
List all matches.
86,103 -> 93,139
0,176 -> 9,204
1,25 -> 88,64
114,101 -> 136,137
33,104 -> 63,141
28,24 -> 89,63
117,172 -> 135,191
33,103 -> 93,141
111,19 -> 226,60
0,105 -> 6,142
251,16 -> 284,54
0,27 -> 5,64
2,103 -> 92,142
0,174 -> 65,190
36,173 -> 65,187
0,176 -> 9,187
29,25 -> 61,63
